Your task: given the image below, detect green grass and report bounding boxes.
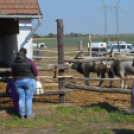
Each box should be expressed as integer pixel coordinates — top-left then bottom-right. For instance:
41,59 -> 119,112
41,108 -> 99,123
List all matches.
51,105 -> 134,123
33,35 -> 134,47
0,114 -> 48,128
1,105 -> 134,134
98,129 -> 113,134
33,37 -> 89,47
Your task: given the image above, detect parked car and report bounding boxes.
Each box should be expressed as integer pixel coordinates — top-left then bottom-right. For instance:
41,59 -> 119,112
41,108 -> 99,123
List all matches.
107,41 -> 126,46
107,44 -> 134,53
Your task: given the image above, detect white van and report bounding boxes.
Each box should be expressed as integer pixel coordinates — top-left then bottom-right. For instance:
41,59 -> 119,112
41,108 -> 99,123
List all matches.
88,42 -> 107,56
107,44 -> 134,53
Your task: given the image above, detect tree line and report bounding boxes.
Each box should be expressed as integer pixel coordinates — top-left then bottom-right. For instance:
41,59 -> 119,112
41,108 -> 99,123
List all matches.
33,33 -> 134,38
33,32 -> 89,38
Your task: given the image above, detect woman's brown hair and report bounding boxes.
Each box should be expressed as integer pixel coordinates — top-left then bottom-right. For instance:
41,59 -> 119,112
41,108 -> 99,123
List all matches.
19,48 -> 27,54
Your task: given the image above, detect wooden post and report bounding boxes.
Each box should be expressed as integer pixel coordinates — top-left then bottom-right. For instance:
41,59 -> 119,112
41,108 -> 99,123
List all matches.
118,40 -> 120,53
57,19 -> 65,103
78,40 -> 83,57
89,34 -> 92,56
78,40 -> 83,51
44,44 -> 45,57
37,43 -> 39,62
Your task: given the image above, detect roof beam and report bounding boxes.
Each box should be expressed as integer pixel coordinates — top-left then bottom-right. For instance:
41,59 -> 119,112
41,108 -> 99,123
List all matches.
0,15 -> 43,19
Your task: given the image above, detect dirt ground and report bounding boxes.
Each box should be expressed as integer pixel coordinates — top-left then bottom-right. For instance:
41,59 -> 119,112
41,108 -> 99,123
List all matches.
0,70 -> 132,109
0,70 -> 133,134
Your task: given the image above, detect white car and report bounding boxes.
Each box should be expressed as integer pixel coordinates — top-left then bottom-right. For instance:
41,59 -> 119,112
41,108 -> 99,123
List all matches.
107,44 -> 134,53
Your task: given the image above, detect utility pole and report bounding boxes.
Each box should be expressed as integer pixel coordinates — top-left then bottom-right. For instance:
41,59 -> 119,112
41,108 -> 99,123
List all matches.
113,0 -> 121,39
112,0 -> 122,52
101,0 -> 112,39
101,0 -> 122,52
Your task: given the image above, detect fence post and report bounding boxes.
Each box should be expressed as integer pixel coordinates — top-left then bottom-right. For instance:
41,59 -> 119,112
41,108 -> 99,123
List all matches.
37,43 -> 39,62
78,40 -> 83,57
89,34 -> 92,56
118,40 -> 120,53
57,19 -> 65,103
78,40 -> 83,51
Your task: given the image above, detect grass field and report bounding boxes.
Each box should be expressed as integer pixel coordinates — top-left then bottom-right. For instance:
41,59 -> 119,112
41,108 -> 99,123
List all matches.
1,105 -> 134,134
33,35 -> 134,47
33,34 -> 134,62
33,35 -> 134,61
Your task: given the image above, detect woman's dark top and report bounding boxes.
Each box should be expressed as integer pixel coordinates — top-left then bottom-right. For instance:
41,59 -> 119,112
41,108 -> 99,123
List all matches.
12,52 -> 38,80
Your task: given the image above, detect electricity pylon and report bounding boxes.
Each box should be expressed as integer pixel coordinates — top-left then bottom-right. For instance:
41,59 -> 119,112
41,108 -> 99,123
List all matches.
113,0 -> 121,39
101,0 -> 121,39
101,0 -> 112,39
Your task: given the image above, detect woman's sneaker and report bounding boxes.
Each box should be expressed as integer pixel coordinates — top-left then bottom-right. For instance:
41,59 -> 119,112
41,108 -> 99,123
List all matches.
19,115 -> 25,119
26,113 -> 35,119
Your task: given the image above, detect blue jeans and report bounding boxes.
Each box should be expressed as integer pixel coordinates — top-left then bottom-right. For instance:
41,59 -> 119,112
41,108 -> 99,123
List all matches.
14,78 -> 36,116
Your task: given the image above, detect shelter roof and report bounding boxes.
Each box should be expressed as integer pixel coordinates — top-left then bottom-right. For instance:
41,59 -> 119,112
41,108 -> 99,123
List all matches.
0,0 -> 41,15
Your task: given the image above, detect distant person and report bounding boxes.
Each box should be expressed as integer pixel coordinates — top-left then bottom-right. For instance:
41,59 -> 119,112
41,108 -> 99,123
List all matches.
6,79 -> 19,113
12,48 -> 39,119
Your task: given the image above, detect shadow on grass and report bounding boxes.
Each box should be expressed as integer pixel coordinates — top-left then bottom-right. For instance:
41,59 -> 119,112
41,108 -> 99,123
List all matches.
82,102 -> 127,114
33,99 -> 58,104
0,107 -> 18,116
113,129 -> 134,134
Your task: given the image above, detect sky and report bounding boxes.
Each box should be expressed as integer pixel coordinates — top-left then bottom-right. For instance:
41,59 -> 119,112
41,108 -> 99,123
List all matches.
33,0 -> 134,36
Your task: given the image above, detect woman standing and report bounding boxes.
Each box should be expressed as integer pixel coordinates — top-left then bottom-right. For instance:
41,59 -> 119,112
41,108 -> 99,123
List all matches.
12,48 -> 39,119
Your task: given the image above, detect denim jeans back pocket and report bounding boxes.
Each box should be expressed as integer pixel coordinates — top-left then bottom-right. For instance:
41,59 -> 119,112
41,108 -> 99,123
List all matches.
14,81 -> 21,89
25,79 -> 36,90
